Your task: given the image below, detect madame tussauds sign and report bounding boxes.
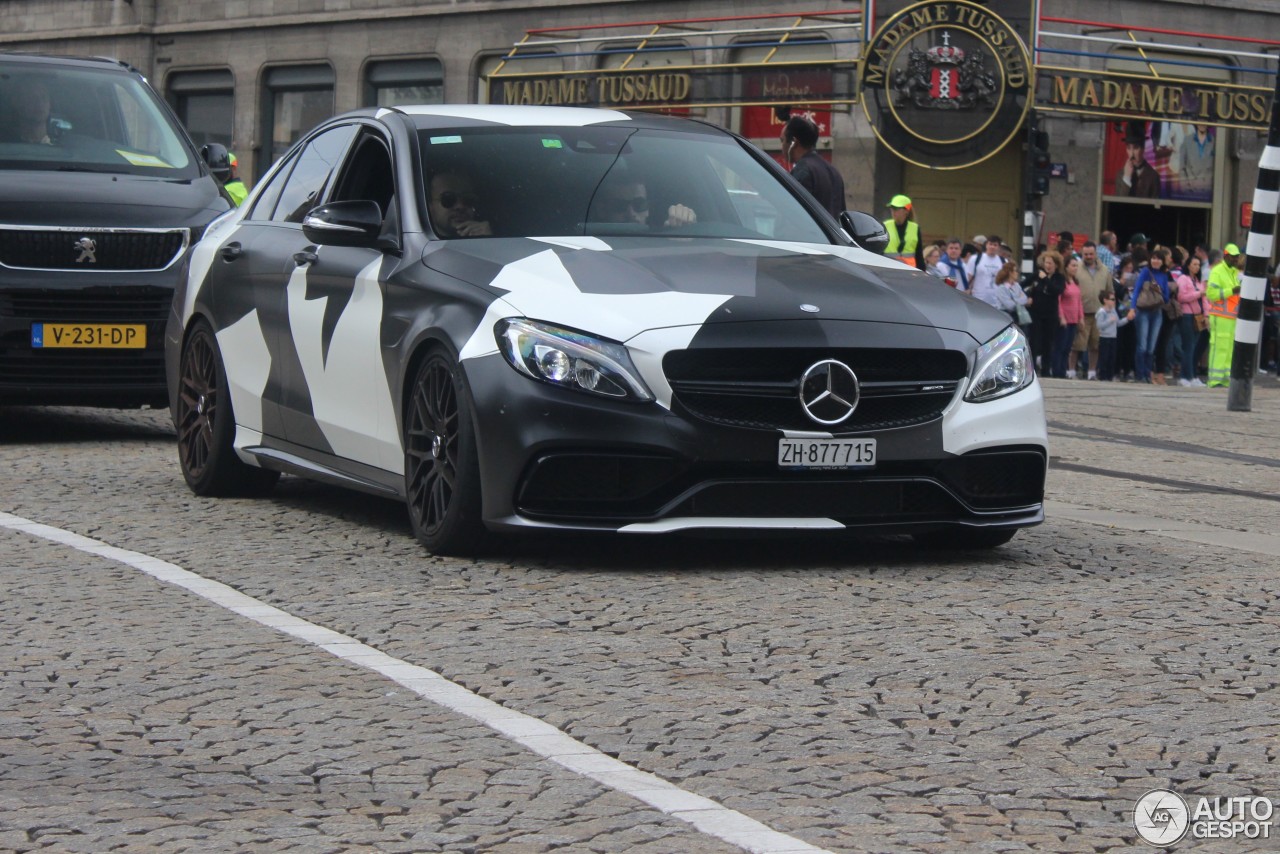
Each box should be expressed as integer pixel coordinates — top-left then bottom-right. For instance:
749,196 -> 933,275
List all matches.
861,0 -> 1032,169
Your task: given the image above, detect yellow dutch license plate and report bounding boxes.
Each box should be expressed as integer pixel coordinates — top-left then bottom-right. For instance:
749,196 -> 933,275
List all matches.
32,323 -> 147,349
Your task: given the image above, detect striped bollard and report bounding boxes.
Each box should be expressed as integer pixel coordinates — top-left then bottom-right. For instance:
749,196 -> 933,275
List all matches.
1228,64 -> 1280,411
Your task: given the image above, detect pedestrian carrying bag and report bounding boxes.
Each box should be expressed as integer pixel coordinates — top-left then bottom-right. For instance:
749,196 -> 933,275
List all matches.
1163,297 -> 1180,321
1136,276 -> 1164,309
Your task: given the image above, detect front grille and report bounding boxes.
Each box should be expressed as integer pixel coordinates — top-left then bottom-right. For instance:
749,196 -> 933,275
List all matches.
665,347 -> 968,432
513,449 -> 1046,523
0,349 -> 166,389
0,228 -> 187,271
0,287 -> 173,322
674,479 -> 960,520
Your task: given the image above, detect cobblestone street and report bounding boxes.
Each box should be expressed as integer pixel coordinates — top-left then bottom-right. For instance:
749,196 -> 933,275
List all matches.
2,378 -> 1278,853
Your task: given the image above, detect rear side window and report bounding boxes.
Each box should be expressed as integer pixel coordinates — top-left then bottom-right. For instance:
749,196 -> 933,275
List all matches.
0,62 -> 198,177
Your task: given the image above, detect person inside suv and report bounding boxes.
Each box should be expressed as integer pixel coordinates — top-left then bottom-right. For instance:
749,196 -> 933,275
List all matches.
3,76 -> 52,144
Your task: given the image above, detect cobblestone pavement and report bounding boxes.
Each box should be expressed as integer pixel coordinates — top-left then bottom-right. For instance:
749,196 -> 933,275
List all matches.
1,377 -> 1278,853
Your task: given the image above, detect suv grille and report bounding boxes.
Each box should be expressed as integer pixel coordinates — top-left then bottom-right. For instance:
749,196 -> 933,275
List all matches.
0,287 -> 173,322
0,228 -> 187,271
664,348 -> 969,432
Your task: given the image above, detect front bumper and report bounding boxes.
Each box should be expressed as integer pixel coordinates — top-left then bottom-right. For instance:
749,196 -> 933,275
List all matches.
0,269 -> 176,407
463,352 -> 1047,535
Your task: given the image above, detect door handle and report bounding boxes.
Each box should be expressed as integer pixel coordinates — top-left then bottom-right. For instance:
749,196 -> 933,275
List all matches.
293,249 -> 318,266
220,241 -> 243,261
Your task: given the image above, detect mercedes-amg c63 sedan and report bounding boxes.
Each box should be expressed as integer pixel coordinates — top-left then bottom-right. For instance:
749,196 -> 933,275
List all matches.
165,105 -> 1046,554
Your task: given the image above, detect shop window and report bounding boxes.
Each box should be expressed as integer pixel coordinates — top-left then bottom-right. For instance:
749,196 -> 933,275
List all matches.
477,49 -> 563,104
597,39 -> 693,71
1102,50 -> 1229,206
262,65 -> 335,175
364,59 -> 444,108
731,37 -> 835,145
166,69 -> 234,149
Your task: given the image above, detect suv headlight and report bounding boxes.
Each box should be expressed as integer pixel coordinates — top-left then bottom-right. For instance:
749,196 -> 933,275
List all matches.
965,325 -> 1034,402
496,318 -> 654,402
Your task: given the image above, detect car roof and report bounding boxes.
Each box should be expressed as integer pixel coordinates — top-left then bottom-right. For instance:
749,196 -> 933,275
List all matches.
371,104 -> 726,135
0,51 -> 139,75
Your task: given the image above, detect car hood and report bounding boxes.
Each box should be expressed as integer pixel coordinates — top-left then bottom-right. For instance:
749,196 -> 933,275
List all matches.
426,236 -> 1010,346
0,171 -> 227,228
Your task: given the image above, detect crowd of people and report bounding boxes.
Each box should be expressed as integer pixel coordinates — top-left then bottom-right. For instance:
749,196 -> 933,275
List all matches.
922,229 -> 1280,387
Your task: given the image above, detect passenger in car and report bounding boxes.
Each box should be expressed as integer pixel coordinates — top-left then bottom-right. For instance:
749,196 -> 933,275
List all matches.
428,171 -> 492,238
596,177 -> 696,229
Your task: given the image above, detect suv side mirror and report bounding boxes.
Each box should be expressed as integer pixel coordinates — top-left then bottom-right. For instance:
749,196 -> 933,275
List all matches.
201,143 -> 231,181
302,201 -> 385,248
840,211 -> 889,255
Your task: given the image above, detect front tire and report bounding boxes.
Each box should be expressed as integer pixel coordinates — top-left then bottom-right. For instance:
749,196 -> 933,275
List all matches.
404,351 -> 484,555
175,321 -> 280,497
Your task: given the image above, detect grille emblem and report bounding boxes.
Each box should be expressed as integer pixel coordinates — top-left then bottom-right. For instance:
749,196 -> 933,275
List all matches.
799,359 -> 860,425
73,237 -> 97,264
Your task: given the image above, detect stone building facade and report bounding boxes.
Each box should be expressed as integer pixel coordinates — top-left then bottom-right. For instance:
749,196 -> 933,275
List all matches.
1,0 -> 1276,255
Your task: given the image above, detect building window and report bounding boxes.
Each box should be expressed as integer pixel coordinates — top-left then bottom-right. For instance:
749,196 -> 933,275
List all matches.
477,50 -> 563,104
166,69 -> 234,149
364,58 -> 443,107
262,65 -> 335,174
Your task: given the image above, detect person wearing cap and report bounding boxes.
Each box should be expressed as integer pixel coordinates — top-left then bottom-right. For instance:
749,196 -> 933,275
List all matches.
223,152 -> 248,207
882,195 -> 924,268
1114,122 -> 1160,198
1205,243 -> 1243,386
780,115 -> 846,219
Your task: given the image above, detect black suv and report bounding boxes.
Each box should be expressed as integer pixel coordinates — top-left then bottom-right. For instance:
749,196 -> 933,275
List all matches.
0,52 -> 230,407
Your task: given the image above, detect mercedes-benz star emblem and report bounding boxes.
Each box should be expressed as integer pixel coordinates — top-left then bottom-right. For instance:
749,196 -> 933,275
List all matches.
799,359 -> 860,425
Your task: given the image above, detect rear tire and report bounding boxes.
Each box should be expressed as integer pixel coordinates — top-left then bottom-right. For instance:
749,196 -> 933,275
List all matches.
404,351 -> 484,555
175,321 -> 280,497
913,528 -> 1018,550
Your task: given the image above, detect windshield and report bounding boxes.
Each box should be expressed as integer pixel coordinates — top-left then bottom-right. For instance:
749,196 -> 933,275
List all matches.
417,125 -> 831,243
0,64 -> 197,177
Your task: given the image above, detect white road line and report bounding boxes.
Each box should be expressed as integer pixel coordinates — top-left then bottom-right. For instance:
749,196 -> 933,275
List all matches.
0,511 -> 831,854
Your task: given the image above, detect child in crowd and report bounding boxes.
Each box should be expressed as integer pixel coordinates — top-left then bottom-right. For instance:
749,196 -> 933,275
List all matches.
1095,290 -> 1134,381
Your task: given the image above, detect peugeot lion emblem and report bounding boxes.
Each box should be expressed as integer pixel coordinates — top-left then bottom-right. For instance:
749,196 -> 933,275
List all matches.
799,359 -> 860,426
73,237 -> 97,264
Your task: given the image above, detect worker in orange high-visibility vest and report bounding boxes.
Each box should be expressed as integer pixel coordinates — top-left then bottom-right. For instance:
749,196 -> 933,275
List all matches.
882,195 -> 924,268
1205,243 -> 1243,387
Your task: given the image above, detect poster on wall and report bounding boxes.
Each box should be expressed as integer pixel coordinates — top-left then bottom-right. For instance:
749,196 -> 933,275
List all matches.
1103,119 -> 1215,203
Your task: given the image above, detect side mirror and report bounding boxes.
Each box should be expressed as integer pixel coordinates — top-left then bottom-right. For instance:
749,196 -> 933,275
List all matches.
840,211 -> 889,255
302,201 -> 384,248
201,143 -> 231,181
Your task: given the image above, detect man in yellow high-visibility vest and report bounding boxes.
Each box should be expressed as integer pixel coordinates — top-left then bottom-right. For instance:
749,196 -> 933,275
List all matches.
1205,243 -> 1243,387
882,195 -> 924,268
224,153 -> 248,207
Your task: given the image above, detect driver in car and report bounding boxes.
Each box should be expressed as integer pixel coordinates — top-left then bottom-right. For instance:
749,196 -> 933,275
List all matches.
428,171 -> 492,238
6,78 -> 53,144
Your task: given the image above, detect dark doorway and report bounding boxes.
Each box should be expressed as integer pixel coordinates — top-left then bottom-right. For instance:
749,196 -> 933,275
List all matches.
1104,201 -> 1210,252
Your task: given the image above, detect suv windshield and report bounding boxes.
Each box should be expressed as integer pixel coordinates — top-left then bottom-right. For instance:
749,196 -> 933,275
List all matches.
0,63 -> 197,177
417,125 -> 831,243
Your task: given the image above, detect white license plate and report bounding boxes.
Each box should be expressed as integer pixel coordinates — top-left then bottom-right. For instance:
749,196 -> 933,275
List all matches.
778,438 -> 876,470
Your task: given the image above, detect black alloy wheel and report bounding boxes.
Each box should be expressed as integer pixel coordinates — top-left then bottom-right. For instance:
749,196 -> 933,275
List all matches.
404,351 -> 483,554
176,321 -> 279,496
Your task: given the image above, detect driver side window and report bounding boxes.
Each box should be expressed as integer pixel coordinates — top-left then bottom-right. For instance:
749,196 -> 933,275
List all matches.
329,131 -> 396,226
260,123 -> 357,223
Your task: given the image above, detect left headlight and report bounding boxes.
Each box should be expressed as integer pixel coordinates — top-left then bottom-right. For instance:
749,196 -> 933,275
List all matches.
495,318 -> 654,402
964,324 -> 1034,403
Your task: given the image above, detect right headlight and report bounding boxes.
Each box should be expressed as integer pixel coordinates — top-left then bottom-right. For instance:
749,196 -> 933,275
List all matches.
964,324 -> 1034,403
495,318 -> 654,402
